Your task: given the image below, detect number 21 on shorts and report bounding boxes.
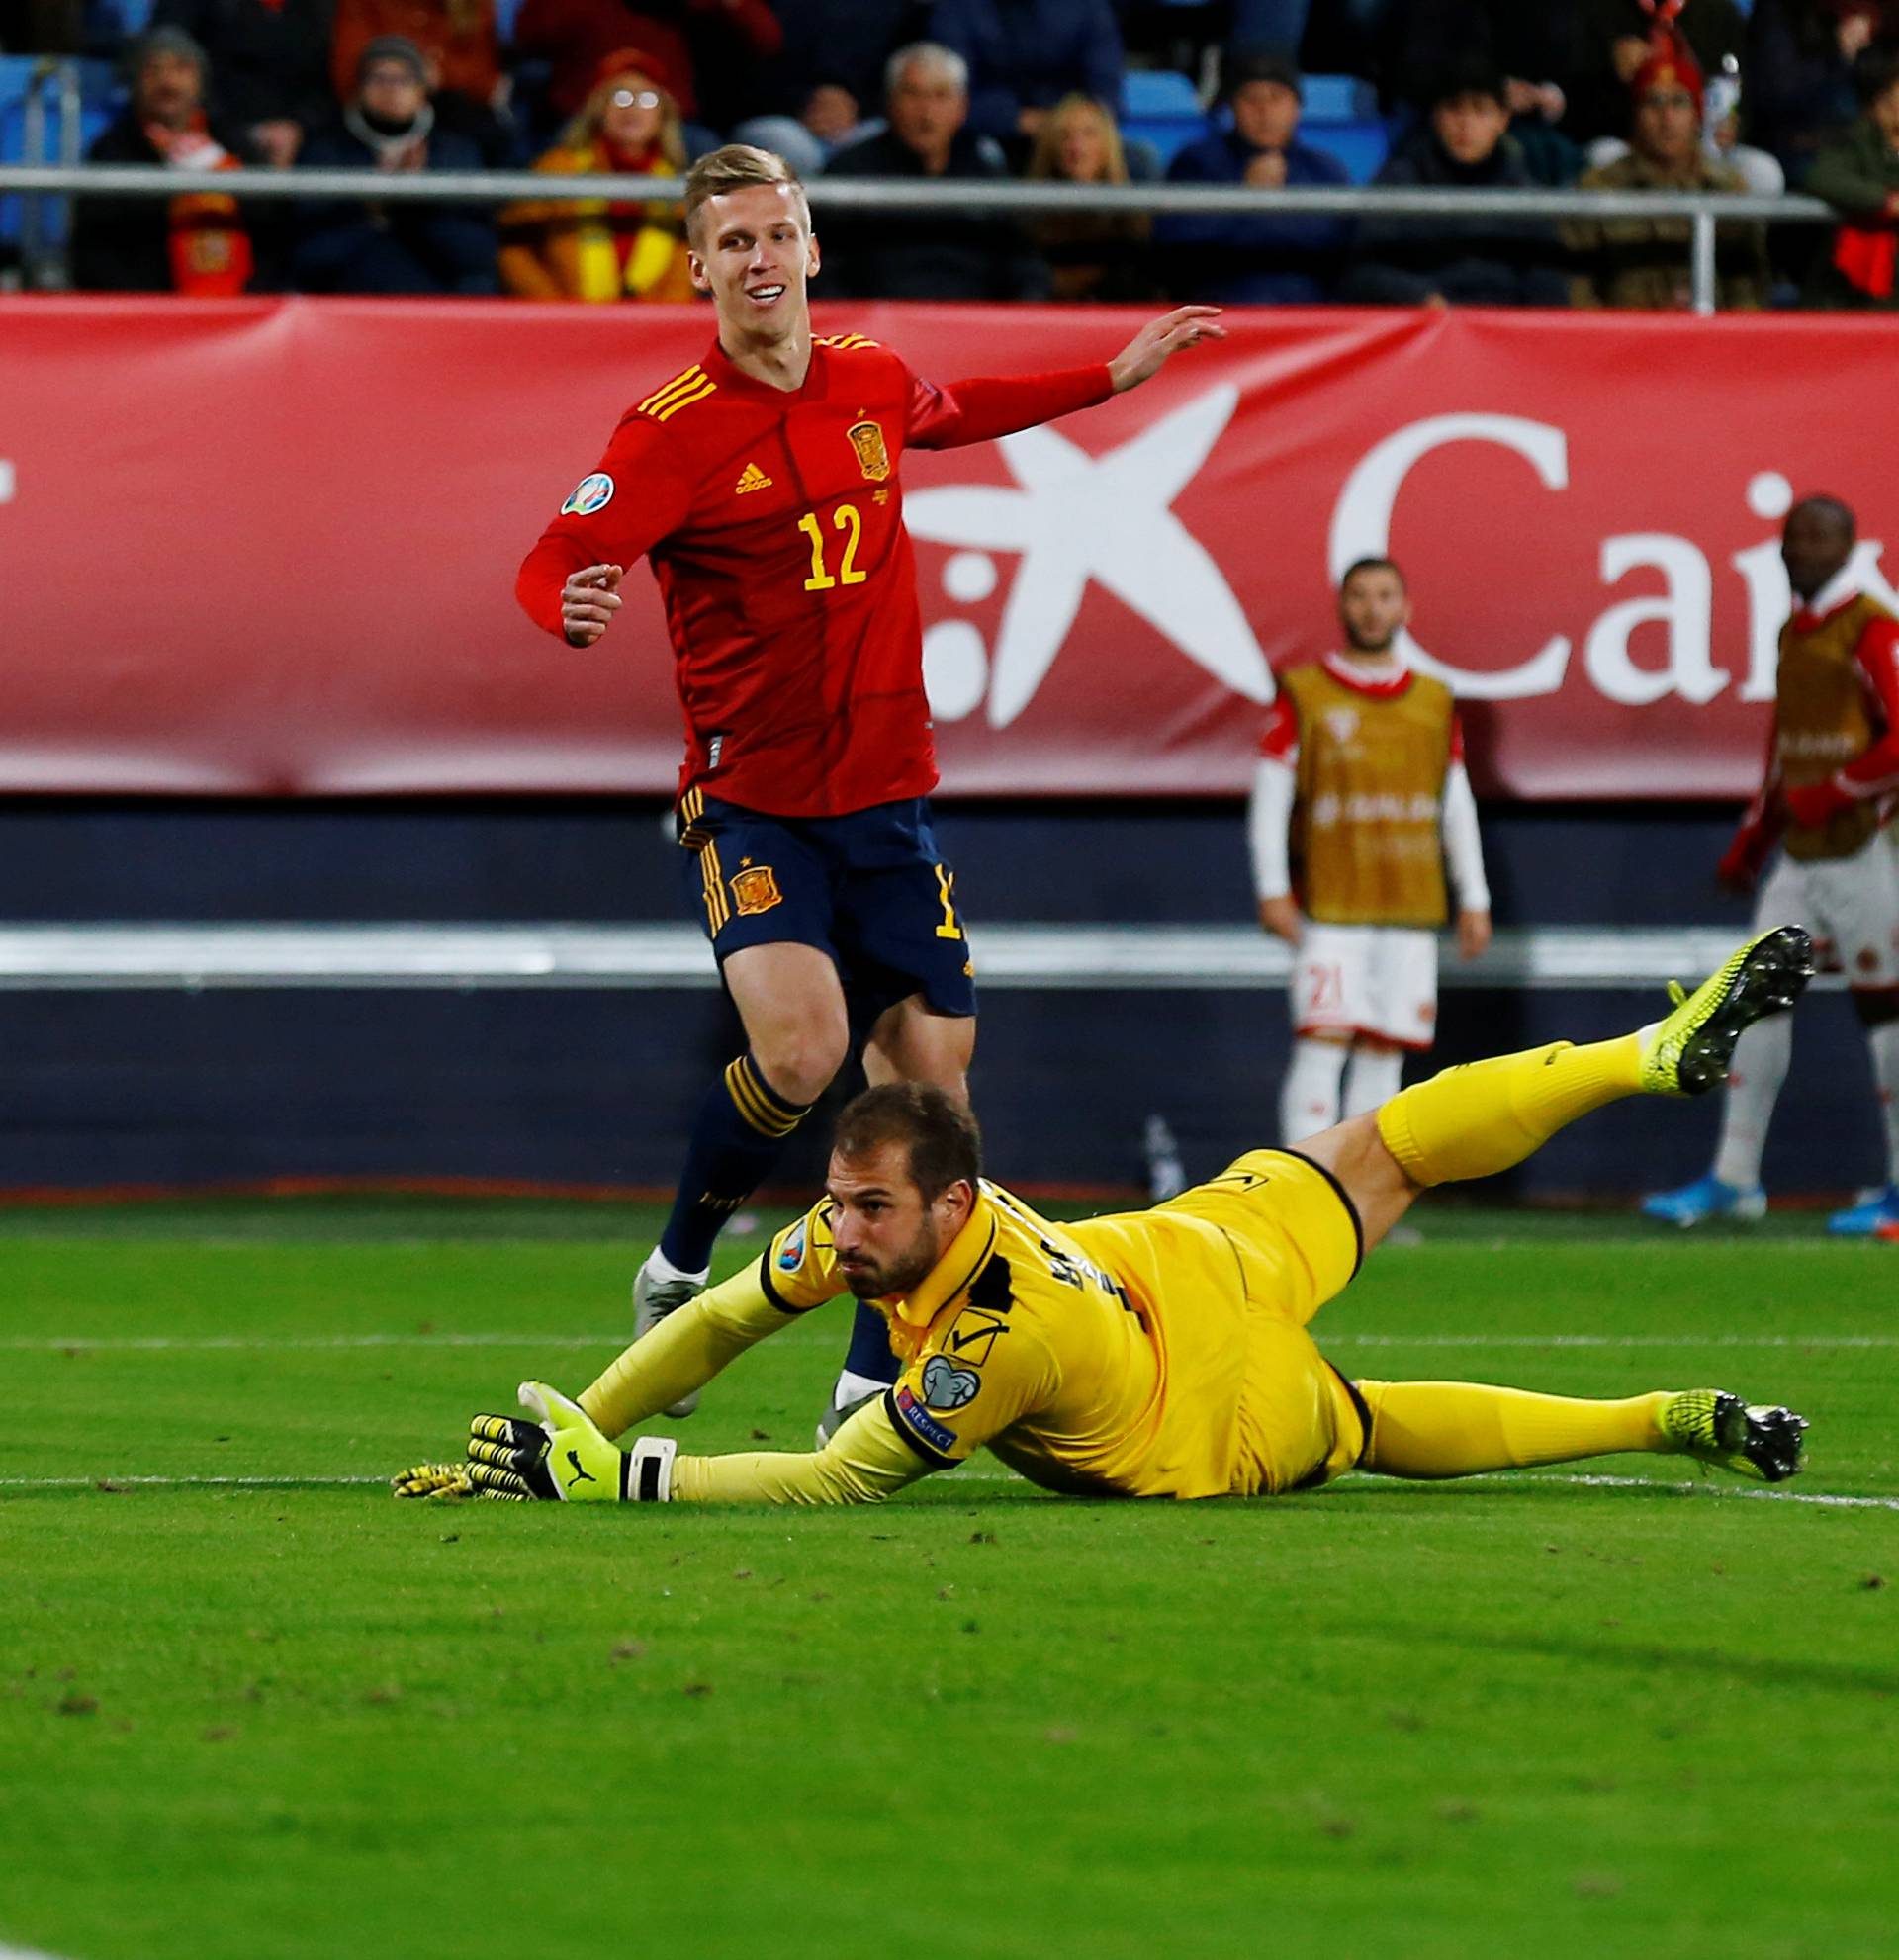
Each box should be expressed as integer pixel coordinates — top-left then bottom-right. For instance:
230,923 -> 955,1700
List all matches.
1304,961 -> 1344,1015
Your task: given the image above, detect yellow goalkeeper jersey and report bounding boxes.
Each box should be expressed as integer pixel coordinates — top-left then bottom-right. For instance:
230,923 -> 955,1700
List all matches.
759,1154 -> 1368,1500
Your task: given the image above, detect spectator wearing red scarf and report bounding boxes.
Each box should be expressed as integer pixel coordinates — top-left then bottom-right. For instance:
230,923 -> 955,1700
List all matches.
498,47 -> 695,299
71,27 -> 258,294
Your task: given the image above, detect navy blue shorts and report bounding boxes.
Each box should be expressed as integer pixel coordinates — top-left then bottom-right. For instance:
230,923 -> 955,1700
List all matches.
675,791 -> 976,1027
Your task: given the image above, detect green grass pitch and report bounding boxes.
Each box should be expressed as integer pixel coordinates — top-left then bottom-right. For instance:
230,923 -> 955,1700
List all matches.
3,1198 -> 1895,1960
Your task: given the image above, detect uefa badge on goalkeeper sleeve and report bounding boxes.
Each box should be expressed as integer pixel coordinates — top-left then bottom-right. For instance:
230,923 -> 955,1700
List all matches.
464,1381 -> 678,1502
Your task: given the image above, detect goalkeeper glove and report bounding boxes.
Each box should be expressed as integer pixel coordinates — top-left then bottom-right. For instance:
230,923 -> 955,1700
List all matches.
464,1381 -> 678,1502
391,1461 -> 480,1501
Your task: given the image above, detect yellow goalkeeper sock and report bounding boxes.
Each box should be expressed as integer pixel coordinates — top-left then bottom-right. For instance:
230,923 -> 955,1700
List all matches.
1358,1381 -> 1672,1478
1375,1034 -> 1642,1188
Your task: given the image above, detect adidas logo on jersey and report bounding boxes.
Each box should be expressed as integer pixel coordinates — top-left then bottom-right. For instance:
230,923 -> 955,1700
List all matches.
734,462 -> 773,495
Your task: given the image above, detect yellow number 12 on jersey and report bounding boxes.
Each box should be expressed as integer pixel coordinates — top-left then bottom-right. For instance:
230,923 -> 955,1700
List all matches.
799,505 -> 866,591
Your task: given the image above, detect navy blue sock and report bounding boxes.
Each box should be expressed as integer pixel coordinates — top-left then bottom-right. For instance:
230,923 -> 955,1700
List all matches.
840,1297 -> 901,1387
659,1054 -> 811,1273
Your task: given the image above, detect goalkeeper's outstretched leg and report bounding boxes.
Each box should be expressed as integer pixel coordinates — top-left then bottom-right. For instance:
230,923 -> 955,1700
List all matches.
1283,926 -> 1816,1488
1294,925 -> 1815,1251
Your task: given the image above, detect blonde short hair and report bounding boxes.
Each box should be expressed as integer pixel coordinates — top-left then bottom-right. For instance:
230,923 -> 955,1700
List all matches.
682,144 -> 811,241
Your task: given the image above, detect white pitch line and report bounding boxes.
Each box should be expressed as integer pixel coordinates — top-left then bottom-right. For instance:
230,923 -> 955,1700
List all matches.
1,1943 -> 80,1959
0,1333 -> 618,1352
3,1470 -> 1895,1511
6,1331 -> 1896,1354
0,1474 -> 389,1489
1354,1470 -> 1899,1513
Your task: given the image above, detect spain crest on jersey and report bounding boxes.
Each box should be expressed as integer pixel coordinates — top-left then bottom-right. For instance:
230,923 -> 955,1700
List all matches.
730,864 -> 783,916
847,420 -> 891,482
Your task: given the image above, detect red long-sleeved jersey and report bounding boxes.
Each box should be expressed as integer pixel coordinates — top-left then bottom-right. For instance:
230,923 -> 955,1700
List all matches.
517,334 -> 1112,819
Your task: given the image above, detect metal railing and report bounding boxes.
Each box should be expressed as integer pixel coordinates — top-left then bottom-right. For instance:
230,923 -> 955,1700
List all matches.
0,922 -> 1849,993
0,159 -> 1837,313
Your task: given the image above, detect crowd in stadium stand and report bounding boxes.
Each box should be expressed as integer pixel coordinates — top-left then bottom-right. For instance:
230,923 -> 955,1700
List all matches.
4,0 -> 1898,305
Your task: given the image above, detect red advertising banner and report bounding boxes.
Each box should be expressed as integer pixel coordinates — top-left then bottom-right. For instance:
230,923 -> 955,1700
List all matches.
2,296 -> 1893,799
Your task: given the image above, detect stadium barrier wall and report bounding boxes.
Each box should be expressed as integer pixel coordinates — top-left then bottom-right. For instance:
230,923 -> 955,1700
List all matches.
3,298 -> 1896,802
0,799 -> 1884,1200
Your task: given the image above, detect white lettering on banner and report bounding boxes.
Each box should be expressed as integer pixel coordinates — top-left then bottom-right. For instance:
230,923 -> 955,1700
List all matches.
1329,413 -> 1575,702
1333,434 -> 1899,718
1585,534 -> 1723,706
0,460 -> 14,503
907,385 -> 1271,727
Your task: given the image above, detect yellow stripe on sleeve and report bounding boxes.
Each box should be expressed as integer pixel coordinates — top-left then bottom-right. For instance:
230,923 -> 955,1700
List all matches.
638,365 -> 707,415
650,379 -> 717,422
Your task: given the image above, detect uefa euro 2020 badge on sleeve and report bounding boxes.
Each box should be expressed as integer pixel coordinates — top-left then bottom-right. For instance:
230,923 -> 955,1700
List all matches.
562,473 -> 615,517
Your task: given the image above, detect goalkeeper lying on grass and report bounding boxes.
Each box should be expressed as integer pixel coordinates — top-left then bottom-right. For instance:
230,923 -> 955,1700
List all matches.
397,928 -> 1815,1509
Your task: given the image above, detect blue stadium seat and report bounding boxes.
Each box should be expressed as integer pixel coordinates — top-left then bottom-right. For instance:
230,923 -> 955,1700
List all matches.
1121,68 -> 1208,167
1300,73 -> 1376,122
0,57 -> 118,256
1301,117 -> 1389,183
1123,68 -> 1201,117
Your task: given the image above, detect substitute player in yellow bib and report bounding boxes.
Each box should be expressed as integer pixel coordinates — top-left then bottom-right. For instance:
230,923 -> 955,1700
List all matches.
1252,556 -> 1492,1144
398,929 -> 1815,1509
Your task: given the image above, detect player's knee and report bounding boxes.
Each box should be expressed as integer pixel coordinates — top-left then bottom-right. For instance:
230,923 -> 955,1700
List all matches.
753,1020 -> 850,1105
1850,984 -> 1899,1029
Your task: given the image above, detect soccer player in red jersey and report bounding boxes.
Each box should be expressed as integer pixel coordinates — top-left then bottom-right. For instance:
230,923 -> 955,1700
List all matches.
517,143 -> 1222,1433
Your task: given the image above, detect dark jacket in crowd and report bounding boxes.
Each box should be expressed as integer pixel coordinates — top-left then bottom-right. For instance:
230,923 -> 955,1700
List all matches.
69,109 -> 261,291
822,126 -> 1050,300
1804,113 -> 1899,307
1157,128 -> 1352,304
1746,0 -> 1889,186
292,119 -> 497,293
150,0 -> 336,136
1565,148 -> 1769,310
1343,122 -> 1568,306
925,0 -> 1123,144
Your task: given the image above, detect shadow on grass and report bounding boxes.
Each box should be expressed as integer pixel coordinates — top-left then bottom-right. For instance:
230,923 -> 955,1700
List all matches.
1353,1618 -> 1899,1698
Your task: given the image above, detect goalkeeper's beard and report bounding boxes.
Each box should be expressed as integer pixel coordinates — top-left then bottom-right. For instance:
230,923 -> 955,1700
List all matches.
839,1223 -> 941,1302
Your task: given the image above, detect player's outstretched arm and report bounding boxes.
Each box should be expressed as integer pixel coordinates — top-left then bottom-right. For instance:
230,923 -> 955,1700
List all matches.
907,307 -> 1221,452
395,1383 -> 933,1507
1106,306 -> 1226,395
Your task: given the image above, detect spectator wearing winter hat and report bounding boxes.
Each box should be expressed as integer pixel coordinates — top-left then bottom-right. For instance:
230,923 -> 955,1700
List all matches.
1804,41 -> 1899,306
331,0 -> 521,165
1565,38 -> 1769,309
293,35 -> 497,292
71,27 -> 261,293
1565,0 -> 1747,144
1344,60 -> 1568,306
1157,52 -> 1353,304
498,47 -> 695,300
